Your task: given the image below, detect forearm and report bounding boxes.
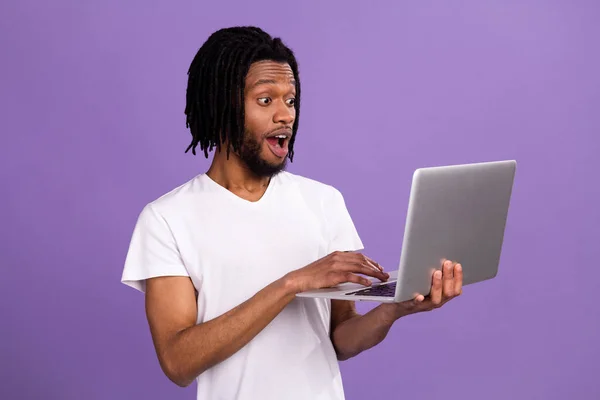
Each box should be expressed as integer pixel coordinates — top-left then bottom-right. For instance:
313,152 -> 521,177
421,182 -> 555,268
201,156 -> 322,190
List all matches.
331,305 -> 398,361
163,277 -> 297,386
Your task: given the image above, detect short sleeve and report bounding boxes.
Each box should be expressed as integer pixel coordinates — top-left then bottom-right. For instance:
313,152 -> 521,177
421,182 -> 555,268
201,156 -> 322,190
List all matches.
326,187 -> 364,254
121,203 -> 190,293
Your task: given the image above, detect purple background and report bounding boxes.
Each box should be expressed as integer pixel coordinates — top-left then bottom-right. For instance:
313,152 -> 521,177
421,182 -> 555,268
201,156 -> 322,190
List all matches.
1,1 -> 599,399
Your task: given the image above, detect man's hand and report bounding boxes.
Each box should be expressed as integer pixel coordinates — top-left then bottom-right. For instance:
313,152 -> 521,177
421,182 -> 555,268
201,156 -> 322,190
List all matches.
285,251 -> 390,294
327,259 -> 463,361
379,259 -> 463,320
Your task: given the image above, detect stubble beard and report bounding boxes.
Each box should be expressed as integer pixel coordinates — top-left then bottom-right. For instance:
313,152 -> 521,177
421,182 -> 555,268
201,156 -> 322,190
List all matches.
238,131 -> 288,178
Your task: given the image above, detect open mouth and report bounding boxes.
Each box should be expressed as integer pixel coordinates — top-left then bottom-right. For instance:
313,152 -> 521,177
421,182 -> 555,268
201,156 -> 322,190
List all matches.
266,137 -> 284,147
266,135 -> 287,147
265,134 -> 289,158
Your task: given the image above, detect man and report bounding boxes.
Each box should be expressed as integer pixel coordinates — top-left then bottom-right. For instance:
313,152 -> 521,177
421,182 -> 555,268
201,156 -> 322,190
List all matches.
121,26 -> 462,400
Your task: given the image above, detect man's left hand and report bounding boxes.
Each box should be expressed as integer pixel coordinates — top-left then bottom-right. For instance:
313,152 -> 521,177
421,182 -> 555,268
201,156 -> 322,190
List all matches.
378,259 -> 463,321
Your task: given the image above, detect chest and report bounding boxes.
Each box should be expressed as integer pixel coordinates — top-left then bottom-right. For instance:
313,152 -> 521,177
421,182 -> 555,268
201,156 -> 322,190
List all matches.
171,192 -> 330,313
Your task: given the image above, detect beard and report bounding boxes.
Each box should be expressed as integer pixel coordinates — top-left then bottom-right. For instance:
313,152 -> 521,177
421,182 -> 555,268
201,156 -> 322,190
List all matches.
237,131 -> 288,178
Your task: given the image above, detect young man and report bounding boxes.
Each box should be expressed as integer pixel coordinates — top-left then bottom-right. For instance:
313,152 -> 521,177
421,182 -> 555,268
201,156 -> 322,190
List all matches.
121,26 -> 463,400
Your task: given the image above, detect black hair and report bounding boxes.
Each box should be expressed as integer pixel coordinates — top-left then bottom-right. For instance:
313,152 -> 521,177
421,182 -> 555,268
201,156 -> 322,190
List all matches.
184,26 -> 301,161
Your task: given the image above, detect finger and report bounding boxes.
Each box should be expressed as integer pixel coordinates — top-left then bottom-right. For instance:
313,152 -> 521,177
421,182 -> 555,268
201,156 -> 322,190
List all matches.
454,263 -> 463,295
364,258 -> 386,276
404,294 -> 426,311
400,294 -> 424,307
396,294 -> 425,315
354,253 -> 387,275
442,260 -> 455,297
340,272 -> 372,287
365,256 -> 385,272
370,262 -> 390,281
343,259 -> 389,282
356,262 -> 390,281
430,270 -> 443,306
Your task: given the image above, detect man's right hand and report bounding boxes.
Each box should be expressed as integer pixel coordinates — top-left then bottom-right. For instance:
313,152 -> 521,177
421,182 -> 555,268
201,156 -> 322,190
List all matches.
285,251 -> 390,294
144,251 -> 388,386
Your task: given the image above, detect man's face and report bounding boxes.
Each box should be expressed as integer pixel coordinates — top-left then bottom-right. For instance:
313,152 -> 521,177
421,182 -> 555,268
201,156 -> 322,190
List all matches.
237,60 -> 296,177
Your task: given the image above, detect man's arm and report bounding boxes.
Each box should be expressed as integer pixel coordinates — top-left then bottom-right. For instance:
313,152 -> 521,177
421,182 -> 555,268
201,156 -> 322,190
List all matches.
330,260 -> 463,361
145,275 -> 297,387
329,299 -> 398,361
144,251 -> 387,388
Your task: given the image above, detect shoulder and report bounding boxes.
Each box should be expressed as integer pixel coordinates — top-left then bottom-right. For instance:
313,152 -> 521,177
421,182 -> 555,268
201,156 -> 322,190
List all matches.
138,174 -> 210,218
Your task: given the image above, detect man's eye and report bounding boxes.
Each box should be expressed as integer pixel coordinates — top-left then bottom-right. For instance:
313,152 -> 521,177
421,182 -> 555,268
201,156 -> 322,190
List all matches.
286,98 -> 296,106
258,98 -> 271,105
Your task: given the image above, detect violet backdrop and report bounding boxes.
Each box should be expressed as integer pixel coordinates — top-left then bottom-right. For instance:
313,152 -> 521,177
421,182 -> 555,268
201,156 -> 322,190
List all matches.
1,1 -> 599,399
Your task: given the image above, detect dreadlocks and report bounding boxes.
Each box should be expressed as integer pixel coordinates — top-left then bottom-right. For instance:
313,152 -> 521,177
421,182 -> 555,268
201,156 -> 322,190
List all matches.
184,26 -> 301,161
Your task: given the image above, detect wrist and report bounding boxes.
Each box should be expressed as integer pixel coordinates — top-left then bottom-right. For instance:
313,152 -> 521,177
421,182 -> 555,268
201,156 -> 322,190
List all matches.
280,272 -> 302,296
377,303 -> 407,324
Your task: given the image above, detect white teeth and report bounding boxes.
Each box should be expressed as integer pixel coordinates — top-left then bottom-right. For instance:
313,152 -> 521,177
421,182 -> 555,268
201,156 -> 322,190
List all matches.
275,135 -> 286,139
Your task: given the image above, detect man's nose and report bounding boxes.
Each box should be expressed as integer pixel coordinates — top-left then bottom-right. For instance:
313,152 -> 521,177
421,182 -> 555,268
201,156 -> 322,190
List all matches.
273,102 -> 295,125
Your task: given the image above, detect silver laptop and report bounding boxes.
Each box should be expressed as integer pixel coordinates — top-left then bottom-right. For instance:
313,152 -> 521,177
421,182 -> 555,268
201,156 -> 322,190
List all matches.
297,160 -> 517,303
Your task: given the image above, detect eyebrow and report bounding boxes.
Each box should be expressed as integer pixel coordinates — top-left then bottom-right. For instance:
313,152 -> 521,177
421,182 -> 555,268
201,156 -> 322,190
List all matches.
251,78 -> 297,89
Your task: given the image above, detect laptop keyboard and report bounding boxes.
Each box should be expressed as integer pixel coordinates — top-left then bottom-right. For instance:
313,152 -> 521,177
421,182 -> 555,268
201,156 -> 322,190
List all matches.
345,281 -> 396,297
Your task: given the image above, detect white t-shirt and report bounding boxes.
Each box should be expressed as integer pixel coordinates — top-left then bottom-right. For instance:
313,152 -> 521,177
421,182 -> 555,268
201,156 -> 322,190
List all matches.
121,171 -> 364,400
